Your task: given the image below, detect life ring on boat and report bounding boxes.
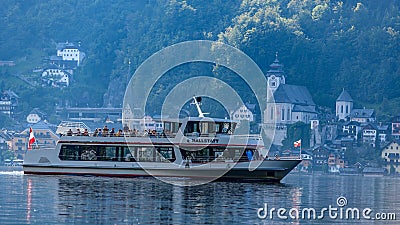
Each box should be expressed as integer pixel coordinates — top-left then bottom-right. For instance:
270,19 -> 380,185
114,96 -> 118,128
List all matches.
81,150 -> 89,160
88,150 -> 97,160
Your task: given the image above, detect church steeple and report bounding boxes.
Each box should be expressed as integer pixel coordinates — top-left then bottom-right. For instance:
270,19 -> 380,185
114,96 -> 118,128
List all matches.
336,89 -> 353,121
266,52 -> 285,80
266,52 -> 285,100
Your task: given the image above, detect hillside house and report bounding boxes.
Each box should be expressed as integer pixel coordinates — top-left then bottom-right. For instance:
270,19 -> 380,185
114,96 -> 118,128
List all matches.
50,41 -> 85,68
41,65 -> 72,87
391,116 -> 400,140
231,104 -> 254,122
0,90 -> 19,118
26,108 -> 47,124
350,108 -> 375,123
382,140 -> 400,174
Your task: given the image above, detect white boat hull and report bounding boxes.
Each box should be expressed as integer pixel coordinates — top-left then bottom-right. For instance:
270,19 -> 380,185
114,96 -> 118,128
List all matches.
23,150 -> 300,182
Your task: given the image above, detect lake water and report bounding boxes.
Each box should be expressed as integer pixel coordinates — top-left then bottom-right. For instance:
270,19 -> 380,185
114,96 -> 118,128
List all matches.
0,167 -> 399,224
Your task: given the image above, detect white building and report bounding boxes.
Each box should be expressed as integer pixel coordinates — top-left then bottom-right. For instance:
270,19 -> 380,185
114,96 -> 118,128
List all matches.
264,54 -> 317,125
0,90 -> 18,118
336,89 -> 353,121
335,90 -> 375,123
26,108 -> 46,124
56,42 -> 85,66
263,54 -> 317,145
140,116 -> 163,132
231,104 -> 254,122
41,65 -> 71,87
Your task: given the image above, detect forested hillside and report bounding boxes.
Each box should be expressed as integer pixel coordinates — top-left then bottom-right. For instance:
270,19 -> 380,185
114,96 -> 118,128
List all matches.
0,0 -> 399,122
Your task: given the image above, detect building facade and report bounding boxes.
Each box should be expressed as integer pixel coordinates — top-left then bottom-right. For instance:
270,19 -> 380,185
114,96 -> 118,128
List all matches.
0,91 -> 18,118
56,42 -> 85,66
231,104 -> 254,122
382,140 -> 400,174
336,89 -> 353,121
41,65 -> 72,87
26,108 -> 47,124
263,54 -> 317,145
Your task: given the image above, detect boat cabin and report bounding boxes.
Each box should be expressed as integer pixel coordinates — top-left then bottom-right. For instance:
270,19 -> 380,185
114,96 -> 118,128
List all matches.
182,117 -> 237,137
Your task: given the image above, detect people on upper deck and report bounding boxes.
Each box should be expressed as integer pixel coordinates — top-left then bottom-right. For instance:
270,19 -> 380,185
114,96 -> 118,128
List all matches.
102,126 -> 109,137
93,128 -> 98,137
82,129 -> 89,136
116,129 -> 122,137
66,129 -> 73,136
76,128 -> 81,136
98,128 -> 103,137
110,128 -> 115,136
123,124 -> 129,133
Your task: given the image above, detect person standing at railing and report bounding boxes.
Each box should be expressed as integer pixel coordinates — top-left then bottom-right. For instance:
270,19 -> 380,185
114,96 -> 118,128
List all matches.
102,126 -> 109,137
82,129 -> 89,136
93,129 -> 98,137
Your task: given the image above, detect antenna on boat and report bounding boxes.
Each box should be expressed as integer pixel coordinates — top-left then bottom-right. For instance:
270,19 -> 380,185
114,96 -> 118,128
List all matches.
191,96 -> 209,117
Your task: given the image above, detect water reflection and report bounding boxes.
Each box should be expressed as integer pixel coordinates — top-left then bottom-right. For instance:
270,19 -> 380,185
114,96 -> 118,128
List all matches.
54,176 -> 299,224
0,169 -> 399,224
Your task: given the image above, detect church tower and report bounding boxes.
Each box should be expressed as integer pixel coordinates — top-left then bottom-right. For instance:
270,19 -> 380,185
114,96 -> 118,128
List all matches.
336,89 -> 353,121
266,52 -> 285,100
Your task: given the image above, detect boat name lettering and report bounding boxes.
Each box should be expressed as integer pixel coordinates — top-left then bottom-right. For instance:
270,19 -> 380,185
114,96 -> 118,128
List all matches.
187,138 -> 219,143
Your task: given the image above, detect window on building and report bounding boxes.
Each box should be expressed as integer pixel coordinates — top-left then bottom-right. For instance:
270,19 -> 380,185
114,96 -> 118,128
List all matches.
287,109 -> 291,121
341,105 -> 343,113
346,105 -> 349,113
281,109 -> 285,121
270,107 -> 274,120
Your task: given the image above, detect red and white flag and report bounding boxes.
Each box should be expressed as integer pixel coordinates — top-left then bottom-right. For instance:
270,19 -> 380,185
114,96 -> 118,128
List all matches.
28,127 -> 36,150
294,139 -> 301,148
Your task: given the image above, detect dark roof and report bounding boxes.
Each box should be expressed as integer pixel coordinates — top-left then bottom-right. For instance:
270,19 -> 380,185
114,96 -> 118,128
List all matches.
362,167 -> 385,173
29,108 -> 46,117
292,105 -> 317,113
336,89 -> 353,102
56,42 -> 78,50
351,108 -> 374,118
343,121 -> 360,126
270,84 -> 315,106
28,121 -> 57,132
245,103 -> 256,111
377,124 -> 389,131
266,55 -> 284,77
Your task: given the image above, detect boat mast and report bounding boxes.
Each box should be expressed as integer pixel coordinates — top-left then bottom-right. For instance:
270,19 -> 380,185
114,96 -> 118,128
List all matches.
191,96 -> 208,118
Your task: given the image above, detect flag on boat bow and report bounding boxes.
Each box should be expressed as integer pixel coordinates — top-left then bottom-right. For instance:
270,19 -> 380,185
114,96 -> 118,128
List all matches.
293,139 -> 301,148
28,127 -> 36,150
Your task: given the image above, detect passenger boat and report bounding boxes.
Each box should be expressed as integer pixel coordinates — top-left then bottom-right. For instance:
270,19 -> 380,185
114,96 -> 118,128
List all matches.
23,97 -> 301,182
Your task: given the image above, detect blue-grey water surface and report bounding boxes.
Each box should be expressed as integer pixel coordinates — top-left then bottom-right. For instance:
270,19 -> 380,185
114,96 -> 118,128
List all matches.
0,167 -> 399,224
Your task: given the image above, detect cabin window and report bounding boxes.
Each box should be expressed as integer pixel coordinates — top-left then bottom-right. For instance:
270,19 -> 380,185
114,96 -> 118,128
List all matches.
58,145 -> 135,162
156,147 -> 175,162
185,121 -> 200,134
200,122 -> 208,134
138,147 -> 154,162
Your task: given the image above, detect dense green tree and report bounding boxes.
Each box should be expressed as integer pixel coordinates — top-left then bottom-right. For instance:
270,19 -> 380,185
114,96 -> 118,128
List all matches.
0,0 -> 399,123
